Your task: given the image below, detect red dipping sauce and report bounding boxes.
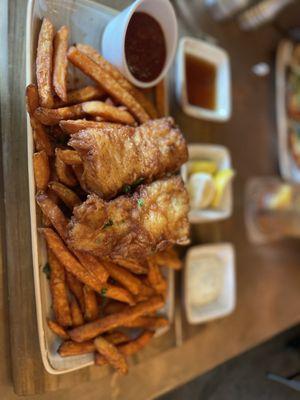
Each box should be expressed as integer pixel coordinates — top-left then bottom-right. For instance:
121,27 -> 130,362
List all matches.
125,12 -> 166,83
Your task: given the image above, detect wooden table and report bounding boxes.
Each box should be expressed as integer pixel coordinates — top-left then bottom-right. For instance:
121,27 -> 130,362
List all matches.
1,0 -> 300,399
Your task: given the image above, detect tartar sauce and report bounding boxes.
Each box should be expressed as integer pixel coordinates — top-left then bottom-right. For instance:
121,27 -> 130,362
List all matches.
188,255 -> 224,307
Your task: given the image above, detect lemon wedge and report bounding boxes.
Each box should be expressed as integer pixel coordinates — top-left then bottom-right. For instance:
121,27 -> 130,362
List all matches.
211,169 -> 235,208
188,160 -> 218,176
188,173 -> 216,209
268,184 -> 292,210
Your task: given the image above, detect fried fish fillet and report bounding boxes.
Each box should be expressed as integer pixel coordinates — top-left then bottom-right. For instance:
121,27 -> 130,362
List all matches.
68,117 -> 188,199
67,176 -> 190,260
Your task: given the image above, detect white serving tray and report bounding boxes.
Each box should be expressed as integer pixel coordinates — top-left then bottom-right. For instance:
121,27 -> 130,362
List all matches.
26,0 -> 174,375
184,243 -> 236,325
275,39 -> 300,183
181,144 -> 233,223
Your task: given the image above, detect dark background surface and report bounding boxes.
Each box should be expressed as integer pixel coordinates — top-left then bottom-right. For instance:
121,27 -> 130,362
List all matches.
160,324 -> 300,400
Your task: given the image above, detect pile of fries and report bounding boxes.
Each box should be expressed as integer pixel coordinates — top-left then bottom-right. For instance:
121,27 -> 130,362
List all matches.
26,18 -> 182,374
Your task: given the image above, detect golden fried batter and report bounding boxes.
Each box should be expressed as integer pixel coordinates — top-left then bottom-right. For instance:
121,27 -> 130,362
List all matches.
67,176 -> 190,260
68,117 -> 188,199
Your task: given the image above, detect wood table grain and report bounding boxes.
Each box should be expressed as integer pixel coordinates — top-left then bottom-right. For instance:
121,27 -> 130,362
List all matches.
1,0 -> 300,399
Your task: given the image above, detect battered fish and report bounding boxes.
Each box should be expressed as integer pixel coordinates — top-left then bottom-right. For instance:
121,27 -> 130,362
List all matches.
67,176 -> 190,260
68,117 -> 188,199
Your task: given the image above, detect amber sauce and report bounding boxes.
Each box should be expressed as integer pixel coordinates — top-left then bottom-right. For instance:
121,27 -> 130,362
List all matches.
125,12 -> 166,83
185,54 -> 216,110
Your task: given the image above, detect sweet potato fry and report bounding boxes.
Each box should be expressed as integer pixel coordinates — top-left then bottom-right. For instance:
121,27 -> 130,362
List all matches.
47,319 -> 69,340
59,340 -> 95,356
36,192 -> 68,238
26,84 -> 40,115
66,272 -> 85,312
122,316 -> 168,330
99,284 -> 135,305
26,84 -> 53,155
35,100 -> 135,126
67,46 -> 150,123
103,301 -> 127,315
70,297 -> 84,327
34,104 -> 83,125
113,257 -> 148,275
55,149 -> 82,165
58,331 -> 129,357
48,249 -> 72,326
83,285 -> 99,321
95,331 -> 154,366
36,18 -> 55,108
41,228 -> 104,292
147,259 -> 167,296
30,117 -> 54,155
81,101 -> 135,125
48,181 -> 81,209
55,150 -> 77,187
104,262 -> 142,296
94,336 -> 128,374
155,79 -> 168,117
76,44 -> 158,119
75,252 -> 108,284
153,247 -> 182,270
53,26 -> 69,102
105,331 -> 130,345
54,86 -> 105,107
69,296 -> 164,342
59,119 -> 121,134
33,150 -> 50,191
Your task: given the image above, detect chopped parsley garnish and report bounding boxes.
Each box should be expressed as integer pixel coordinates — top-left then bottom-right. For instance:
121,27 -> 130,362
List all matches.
122,177 -> 145,194
137,198 -> 144,208
100,287 -> 108,297
42,263 -> 51,280
103,219 -> 113,229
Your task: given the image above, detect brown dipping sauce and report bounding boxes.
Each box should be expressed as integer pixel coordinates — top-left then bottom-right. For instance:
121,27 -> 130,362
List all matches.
125,12 -> 166,83
185,54 -> 216,110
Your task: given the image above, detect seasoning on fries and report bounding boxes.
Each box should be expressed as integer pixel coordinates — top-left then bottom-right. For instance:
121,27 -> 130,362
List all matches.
122,316 -> 169,330
53,26 -> 69,102
36,18 -> 55,108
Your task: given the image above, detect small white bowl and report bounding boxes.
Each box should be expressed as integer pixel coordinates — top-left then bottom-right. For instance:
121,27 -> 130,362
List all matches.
102,0 -> 178,89
176,36 -> 231,121
182,144 -> 233,223
184,243 -> 236,325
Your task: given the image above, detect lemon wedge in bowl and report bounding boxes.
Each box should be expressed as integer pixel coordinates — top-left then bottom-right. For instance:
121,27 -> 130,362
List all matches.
268,184 -> 292,210
211,169 -> 235,209
188,173 -> 216,209
188,160 -> 218,175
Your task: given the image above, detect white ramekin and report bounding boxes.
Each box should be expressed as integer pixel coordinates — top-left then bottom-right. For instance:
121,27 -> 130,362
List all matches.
102,0 -> 178,89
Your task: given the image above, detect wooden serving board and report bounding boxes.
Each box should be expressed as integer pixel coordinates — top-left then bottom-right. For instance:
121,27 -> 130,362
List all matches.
3,0 -> 176,395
